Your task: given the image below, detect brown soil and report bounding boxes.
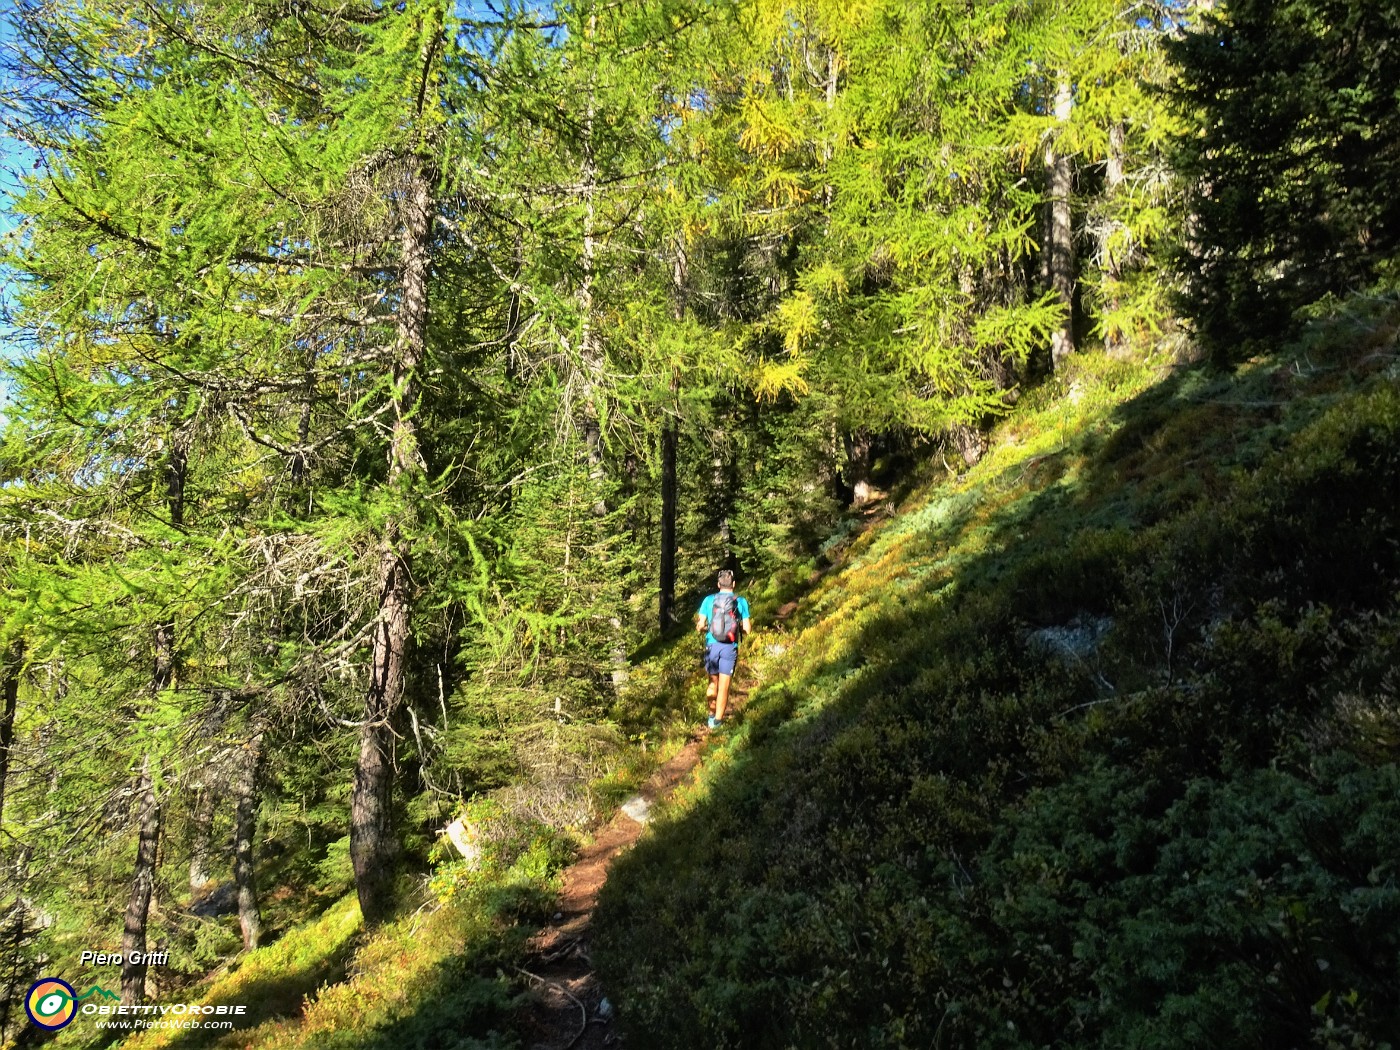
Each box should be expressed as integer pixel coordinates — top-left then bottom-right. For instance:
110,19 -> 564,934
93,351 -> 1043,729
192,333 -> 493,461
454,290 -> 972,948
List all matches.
514,729 -> 713,1050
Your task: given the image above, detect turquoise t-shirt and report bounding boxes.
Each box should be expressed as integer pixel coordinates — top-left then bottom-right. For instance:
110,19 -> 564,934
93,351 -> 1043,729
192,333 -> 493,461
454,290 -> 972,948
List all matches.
698,591 -> 751,646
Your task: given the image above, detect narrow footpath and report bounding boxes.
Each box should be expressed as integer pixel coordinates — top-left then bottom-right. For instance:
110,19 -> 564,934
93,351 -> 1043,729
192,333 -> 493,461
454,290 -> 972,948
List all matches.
514,728 -> 713,1049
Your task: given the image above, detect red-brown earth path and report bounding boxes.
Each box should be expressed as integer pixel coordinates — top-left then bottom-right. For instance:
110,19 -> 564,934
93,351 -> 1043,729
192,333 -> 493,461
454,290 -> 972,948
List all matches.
514,726 -> 715,1050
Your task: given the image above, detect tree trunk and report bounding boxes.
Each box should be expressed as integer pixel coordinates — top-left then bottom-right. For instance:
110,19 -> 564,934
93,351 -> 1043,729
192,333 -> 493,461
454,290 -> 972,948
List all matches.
712,453 -> 733,564
232,732 -> 263,951
951,424 -> 986,467
570,22 -> 628,691
576,15 -> 607,520
121,435 -> 186,1003
120,754 -> 161,1005
843,430 -> 875,506
0,641 -> 20,828
501,235 -> 525,516
822,43 -> 838,211
154,439 -> 186,690
1,896 -> 40,1044
659,242 -> 687,634
187,774 -> 218,896
1045,76 -> 1076,370
290,349 -> 317,498
1101,121 -> 1130,359
352,155 -> 431,927
659,422 -> 677,633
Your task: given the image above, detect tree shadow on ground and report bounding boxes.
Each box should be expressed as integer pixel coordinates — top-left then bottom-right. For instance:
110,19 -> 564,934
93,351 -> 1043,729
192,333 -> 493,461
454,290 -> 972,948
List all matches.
138,346 -> 1400,1050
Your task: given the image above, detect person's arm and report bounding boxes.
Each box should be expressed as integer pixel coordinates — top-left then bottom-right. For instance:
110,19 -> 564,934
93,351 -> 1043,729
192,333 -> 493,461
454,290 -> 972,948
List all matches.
696,613 -> 708,633
740,597 -> 752,636
742,617 -> 753,635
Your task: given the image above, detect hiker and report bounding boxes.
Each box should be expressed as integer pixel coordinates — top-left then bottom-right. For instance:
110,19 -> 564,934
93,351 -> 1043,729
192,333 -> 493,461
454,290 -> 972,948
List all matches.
696,569 -> 752,729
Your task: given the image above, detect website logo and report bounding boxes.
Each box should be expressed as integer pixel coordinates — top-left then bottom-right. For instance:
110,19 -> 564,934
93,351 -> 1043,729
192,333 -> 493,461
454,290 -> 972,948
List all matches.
24,980 -> 121,1030
25,978 -> 79,1030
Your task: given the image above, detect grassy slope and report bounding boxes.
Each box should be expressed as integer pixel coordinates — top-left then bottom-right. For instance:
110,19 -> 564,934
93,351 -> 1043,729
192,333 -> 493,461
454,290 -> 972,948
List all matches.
43,815 -> 587,1050
594,328 -> 1400,1048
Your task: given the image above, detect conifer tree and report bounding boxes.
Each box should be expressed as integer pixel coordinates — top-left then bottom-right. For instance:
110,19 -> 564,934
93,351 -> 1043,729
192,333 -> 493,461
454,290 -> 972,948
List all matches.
0,0 -> 1211,1020
0,647 -> 16,829
1169,0 -> 1400,357
1045,74 -> 1077,369
0,0 -> 489,931
700,0 -> 1065,448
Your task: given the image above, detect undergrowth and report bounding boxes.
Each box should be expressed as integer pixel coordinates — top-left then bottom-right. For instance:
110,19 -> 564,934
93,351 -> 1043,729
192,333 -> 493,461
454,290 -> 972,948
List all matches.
51,826 -> 574,1050
593,331 -> 1400,1048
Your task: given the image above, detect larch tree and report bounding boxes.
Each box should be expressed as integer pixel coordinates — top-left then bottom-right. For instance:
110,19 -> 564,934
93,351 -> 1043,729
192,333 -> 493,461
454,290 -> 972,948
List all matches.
0,0 -> 504,936
707,0 -> 1066,463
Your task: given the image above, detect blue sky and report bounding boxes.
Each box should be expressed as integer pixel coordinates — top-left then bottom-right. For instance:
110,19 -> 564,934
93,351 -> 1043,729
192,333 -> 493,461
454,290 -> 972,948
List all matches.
0,4 -> 30,226
0,9 -> 25,216
0,6 -> 32,416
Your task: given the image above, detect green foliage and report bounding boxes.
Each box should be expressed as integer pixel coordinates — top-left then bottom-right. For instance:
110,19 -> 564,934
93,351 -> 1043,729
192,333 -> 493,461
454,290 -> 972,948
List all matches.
102,863 -> 548,1050
315,838 -> 356,897
976,756 -> 1400,1048
727,394 -> 848,577
427,796 -> 574,911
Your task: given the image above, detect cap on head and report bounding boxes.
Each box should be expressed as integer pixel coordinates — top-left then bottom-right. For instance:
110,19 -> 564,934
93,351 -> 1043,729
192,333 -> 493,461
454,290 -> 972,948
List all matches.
717,569 -> 735,589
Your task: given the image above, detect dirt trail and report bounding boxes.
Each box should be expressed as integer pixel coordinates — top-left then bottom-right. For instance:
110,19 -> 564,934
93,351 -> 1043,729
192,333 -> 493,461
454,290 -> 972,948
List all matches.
515,728 -> 713,1050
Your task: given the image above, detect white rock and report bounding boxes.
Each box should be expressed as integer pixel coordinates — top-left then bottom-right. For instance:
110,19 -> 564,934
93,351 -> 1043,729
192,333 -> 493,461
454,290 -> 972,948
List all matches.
443,817 -> 483,869
620,795 -> 651,825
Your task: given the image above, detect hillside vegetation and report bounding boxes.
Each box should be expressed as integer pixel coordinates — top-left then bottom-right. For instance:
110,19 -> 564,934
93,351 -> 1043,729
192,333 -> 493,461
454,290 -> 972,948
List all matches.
596,329 -> 1400,1047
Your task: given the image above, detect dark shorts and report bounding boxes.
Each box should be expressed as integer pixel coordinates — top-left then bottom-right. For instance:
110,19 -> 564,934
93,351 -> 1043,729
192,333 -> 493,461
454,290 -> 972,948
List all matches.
704,642 -> 739,677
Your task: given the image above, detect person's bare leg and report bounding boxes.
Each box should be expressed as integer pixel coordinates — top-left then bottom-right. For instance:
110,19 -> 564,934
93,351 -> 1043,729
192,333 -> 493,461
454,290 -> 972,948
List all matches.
706,675 -> 718,715
714,672 -> 733,722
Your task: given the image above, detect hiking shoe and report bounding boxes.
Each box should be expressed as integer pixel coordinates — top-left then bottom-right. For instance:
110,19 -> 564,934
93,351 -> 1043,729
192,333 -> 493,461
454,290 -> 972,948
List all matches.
707,716 -> 721,730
